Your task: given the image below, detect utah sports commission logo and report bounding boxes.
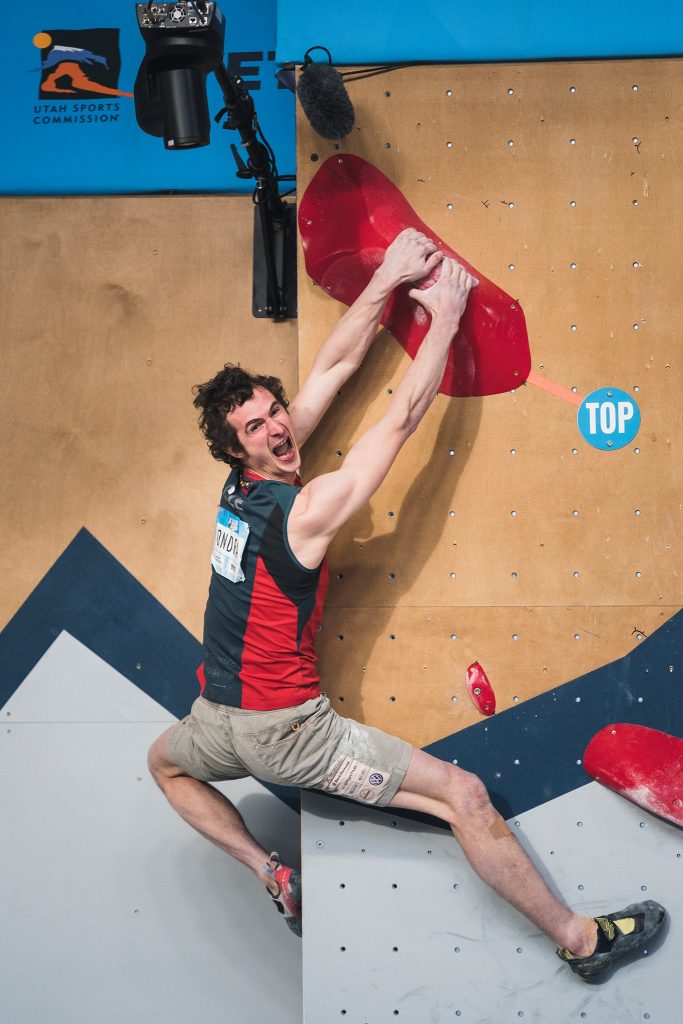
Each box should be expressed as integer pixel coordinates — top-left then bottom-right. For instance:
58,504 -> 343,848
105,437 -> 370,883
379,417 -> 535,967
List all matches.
32,28 -> 132,126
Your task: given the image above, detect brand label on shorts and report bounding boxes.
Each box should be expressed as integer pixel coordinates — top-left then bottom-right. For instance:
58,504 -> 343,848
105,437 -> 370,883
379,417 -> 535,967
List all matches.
211,507 -> 250,583
322,756 -> 389,805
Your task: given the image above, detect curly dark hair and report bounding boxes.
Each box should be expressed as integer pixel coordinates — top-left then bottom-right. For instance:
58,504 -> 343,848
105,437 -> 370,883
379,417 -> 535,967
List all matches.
192,364 -> 290,467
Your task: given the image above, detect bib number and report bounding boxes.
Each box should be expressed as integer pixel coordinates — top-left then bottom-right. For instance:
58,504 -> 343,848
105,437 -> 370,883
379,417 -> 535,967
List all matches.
211,507 -> 250,583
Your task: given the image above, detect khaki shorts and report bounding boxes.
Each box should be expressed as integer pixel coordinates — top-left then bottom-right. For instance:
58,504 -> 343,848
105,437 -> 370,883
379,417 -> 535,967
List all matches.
166,694 -> 413,808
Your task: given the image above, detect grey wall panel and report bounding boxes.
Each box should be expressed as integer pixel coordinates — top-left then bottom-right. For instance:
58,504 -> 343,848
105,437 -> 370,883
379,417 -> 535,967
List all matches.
4,631 -> 176,723
301,787 -> 680,1023
1,634 -> 303,1024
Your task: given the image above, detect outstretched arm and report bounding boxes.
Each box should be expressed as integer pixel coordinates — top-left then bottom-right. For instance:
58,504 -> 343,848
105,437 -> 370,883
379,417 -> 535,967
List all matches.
289,228 -> 443,447
287,259 -> 478,568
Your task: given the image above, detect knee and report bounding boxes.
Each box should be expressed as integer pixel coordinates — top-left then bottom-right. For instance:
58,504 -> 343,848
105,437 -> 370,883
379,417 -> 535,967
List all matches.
445,767 -> 494,824
147,741 -> 163,786
147,733 -> 173,790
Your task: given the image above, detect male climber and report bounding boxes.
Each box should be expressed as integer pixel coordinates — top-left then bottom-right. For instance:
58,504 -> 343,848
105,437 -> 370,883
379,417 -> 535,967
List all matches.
148,228 -> 665,979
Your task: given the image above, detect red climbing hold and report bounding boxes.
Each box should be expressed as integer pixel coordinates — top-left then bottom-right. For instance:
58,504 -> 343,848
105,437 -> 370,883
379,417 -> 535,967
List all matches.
583,723 -> 683,827
299,154 -> 531,398
466,661 -> 496,716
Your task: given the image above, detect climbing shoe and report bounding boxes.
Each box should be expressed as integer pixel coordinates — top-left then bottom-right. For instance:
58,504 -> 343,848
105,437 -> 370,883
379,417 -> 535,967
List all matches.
557,900 -> 666,979
264,851 -> 302,937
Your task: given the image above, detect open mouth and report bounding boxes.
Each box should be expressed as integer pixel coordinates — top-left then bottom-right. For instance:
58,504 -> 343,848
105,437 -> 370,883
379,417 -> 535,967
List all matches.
272,436 -> 295,461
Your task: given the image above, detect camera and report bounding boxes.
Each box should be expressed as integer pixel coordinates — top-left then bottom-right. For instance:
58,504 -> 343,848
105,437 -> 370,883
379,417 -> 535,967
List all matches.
134,2 -> 226,149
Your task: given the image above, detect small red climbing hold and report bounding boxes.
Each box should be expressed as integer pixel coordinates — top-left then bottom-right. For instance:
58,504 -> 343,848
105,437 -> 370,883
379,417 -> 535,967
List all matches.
466,662 -> 496,716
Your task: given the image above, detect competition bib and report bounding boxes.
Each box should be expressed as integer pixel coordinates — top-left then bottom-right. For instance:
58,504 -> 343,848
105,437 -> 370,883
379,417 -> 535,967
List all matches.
211,507 -> 250,583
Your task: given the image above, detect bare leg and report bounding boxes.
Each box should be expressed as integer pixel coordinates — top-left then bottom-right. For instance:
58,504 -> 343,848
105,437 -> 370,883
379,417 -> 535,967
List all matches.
390,748 -> 597,957
148,729 -> 277,893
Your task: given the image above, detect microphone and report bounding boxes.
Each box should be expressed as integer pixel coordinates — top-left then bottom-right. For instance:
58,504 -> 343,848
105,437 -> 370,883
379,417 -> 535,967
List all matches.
296,47 -> 355,140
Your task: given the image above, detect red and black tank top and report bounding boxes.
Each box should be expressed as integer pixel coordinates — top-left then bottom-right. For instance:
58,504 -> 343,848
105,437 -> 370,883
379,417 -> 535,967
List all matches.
197,468 -> 329,710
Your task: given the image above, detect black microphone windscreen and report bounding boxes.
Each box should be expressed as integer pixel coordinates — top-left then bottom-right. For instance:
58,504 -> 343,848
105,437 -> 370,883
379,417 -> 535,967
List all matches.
296,62 -> 355,140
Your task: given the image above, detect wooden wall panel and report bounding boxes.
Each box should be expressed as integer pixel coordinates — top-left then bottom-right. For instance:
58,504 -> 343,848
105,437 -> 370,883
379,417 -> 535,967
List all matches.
316,606 -> 671,750
296,60 -> 682,745
0,196 -> 298,638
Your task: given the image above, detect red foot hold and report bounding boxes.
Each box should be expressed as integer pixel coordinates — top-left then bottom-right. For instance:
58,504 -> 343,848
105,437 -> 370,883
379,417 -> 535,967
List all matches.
299,154 -> 531,398
583,723 -> 683,827
466,661 -> 496,716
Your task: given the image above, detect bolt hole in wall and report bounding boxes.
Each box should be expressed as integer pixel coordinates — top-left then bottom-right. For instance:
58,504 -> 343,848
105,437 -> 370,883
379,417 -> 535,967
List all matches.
297,56 -> 681,1021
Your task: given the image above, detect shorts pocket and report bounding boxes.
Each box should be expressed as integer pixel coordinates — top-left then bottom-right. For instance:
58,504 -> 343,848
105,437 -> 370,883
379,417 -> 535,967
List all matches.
252,715 -> 309,747
238,712 -> 327,787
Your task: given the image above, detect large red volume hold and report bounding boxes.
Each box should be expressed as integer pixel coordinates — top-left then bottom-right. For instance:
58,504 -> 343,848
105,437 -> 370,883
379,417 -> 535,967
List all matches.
583,723 -> 683,827
466,661 -> 496,717
299,154 -> 531,398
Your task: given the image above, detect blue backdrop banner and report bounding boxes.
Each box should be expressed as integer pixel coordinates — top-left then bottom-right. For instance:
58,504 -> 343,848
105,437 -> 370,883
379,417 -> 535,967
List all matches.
276,0 -> 683,64
5,1 -> 294,195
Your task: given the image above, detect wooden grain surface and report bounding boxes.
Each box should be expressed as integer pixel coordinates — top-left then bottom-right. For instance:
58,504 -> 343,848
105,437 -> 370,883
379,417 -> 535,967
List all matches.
0,195 -> 298,638
296,60 -> 682,743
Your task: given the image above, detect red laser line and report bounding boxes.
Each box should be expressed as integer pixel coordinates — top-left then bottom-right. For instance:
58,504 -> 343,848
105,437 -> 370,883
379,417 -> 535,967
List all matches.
526,371 -> 584,407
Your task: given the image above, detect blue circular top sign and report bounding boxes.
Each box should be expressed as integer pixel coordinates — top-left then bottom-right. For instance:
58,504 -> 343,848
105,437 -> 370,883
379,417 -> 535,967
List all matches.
577,388 -> 641,450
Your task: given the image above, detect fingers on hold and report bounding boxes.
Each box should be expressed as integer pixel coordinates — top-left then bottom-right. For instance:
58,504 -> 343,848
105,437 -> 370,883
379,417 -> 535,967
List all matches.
454,263 -> 476,289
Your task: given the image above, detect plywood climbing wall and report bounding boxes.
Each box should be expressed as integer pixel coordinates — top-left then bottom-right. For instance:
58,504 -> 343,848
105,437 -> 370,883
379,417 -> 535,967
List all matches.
296,59 -> 682,748
0,195 -> 298,638
0,195 -> 304,1023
